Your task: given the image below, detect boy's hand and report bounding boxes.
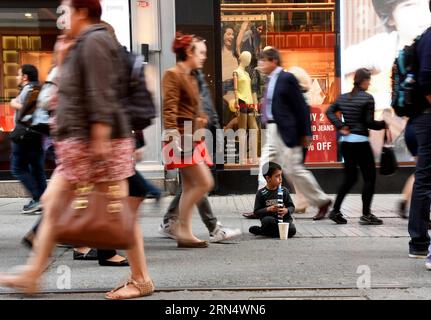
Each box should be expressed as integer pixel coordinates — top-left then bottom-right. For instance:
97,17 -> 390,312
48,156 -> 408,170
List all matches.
278,207 -> 288,217
267,205 -> 278,213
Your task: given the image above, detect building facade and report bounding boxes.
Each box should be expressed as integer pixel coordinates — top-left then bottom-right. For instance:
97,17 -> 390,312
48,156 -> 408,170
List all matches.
0,0 -> 421,193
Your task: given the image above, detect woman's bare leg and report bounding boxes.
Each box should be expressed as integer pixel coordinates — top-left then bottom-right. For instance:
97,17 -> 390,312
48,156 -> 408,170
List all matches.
0,173 -> 72,293
402,174 -> 415,204
176,163 -> 214,242
105,197 -> 153,299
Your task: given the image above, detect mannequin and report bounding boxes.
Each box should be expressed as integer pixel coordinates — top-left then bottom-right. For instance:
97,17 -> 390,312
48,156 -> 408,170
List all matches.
232,51 -> 259,165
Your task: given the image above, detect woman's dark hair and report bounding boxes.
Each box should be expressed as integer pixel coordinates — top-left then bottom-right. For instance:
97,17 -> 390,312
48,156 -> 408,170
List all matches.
71,0 -> 102,23
172,32 -> 205,62
221,24 -> 238,58
372,0 -> 408,32
350,68 -> 371,97
21,64 -> 38,82
263,162 -> 282,179
261,48 -> 281,66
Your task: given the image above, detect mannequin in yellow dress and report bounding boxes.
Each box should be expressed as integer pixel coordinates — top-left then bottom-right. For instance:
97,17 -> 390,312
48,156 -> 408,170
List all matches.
233,51 -> 259,165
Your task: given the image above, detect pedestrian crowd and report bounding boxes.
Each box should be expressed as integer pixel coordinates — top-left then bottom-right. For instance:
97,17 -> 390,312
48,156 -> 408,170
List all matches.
1,0 -> 431,299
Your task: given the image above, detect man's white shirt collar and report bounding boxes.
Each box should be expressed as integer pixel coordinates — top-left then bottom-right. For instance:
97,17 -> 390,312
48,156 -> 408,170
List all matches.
269,66 -> 283,79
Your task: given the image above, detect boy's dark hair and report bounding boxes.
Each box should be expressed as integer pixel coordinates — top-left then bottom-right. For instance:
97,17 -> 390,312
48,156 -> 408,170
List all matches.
263,162 -> 282,179
372,0 -> 409,32
261,48 -> 281,66
21,64 -> 38,82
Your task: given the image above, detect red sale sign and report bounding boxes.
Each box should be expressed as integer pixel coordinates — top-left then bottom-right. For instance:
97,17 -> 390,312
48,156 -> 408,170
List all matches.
305,105 -> 338,163
137,0 -> 150,7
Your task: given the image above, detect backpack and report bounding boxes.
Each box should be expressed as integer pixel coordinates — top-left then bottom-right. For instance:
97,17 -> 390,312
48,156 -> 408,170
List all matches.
120,48 -> 156,131
76,27 -> 156,131
391,30 -> 428,117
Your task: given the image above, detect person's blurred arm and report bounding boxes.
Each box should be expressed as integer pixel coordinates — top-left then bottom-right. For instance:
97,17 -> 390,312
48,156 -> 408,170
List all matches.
81,33 -> 119,159
365,96 -> 386,130
10,98 -> 22,110
418,32 -> 431,105
284,74 -> 312,146
326,99 -> 343,129
236,21 -> 249,57
254,190 -> 274,218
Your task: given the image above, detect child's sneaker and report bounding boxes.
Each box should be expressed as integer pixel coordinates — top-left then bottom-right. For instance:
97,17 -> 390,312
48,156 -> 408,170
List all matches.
249,226 -> 262,236
158,219 -> 177,240
209,223 -> 241,243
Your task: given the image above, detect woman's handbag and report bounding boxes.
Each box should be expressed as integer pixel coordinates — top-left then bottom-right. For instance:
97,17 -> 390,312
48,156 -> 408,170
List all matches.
55,184 -> 137,250
380,129 -> 398,176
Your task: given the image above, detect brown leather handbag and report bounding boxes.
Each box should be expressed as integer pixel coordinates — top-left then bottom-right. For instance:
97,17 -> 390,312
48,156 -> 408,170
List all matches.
55,184 -> 137,250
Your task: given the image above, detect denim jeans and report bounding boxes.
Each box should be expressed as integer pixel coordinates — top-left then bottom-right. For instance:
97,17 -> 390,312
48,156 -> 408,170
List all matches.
10,141 -> 47,201
408,113 -> 431,253
164,183 -> 218,233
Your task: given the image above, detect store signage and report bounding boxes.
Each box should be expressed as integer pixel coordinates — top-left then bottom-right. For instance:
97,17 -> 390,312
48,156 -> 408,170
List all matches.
100,0 -> 131,50
137,0 -> 150,7
305,106 -> 337,163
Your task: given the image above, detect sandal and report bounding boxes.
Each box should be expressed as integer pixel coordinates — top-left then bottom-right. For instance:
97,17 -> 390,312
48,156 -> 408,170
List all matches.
73,248 -> 98,260
105,278 -> 155,300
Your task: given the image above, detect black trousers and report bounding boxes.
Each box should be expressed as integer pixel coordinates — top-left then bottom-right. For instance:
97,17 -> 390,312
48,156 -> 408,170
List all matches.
408,113 -> 431,253
260,216 -> 296,238
333,142 -> 376,216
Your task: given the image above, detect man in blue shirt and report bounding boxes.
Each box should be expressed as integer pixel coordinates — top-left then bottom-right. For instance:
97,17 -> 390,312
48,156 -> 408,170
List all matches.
10,65 -> 47,214
257,48 -> 332,221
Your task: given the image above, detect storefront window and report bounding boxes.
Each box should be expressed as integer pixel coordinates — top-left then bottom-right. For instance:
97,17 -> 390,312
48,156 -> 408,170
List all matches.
0,1 -> 133,175
341,0 -> 429,164
0,2 -> 59,172
220,0 -> 338,168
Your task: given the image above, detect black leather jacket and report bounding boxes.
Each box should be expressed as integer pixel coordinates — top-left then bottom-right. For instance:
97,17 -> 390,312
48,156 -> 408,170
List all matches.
326,90 -> 385,137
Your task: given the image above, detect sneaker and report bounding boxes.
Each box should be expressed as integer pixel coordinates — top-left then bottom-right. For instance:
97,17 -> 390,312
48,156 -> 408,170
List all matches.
359,213 -> 383,225
209,223 -> 241,243
249,226 -> 262,236
21,200 -> 41,214
409,250 -> 428,259
328,210 -> 347,224
242,212 -> 258,219
31,208 -> 43,215
158,219 -> 177,240
426,258 -> 431,270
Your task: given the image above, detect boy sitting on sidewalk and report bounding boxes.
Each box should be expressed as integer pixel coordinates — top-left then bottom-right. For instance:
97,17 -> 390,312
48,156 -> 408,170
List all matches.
249,162 -> 296,238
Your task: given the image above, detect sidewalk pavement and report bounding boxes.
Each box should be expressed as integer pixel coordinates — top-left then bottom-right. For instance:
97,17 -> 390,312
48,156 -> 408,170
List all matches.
0,194 -> 430,300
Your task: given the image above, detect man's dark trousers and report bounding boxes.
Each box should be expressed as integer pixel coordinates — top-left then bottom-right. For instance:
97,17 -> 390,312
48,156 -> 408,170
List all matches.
11,141 -> 47,202
408,112 -> 431,254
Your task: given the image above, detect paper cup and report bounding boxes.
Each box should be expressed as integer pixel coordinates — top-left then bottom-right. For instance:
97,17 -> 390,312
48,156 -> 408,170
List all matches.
278,222 -> 289,240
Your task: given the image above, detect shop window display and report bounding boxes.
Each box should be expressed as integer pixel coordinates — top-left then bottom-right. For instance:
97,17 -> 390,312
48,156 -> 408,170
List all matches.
341,0 -> 431,164
221,0 -> 337,167
0,4 -> 59,172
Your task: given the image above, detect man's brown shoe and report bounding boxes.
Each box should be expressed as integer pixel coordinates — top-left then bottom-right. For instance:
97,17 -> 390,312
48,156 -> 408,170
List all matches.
177,240 -> 209,248
242,212 -> 258,219
313,200 -> 332,220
